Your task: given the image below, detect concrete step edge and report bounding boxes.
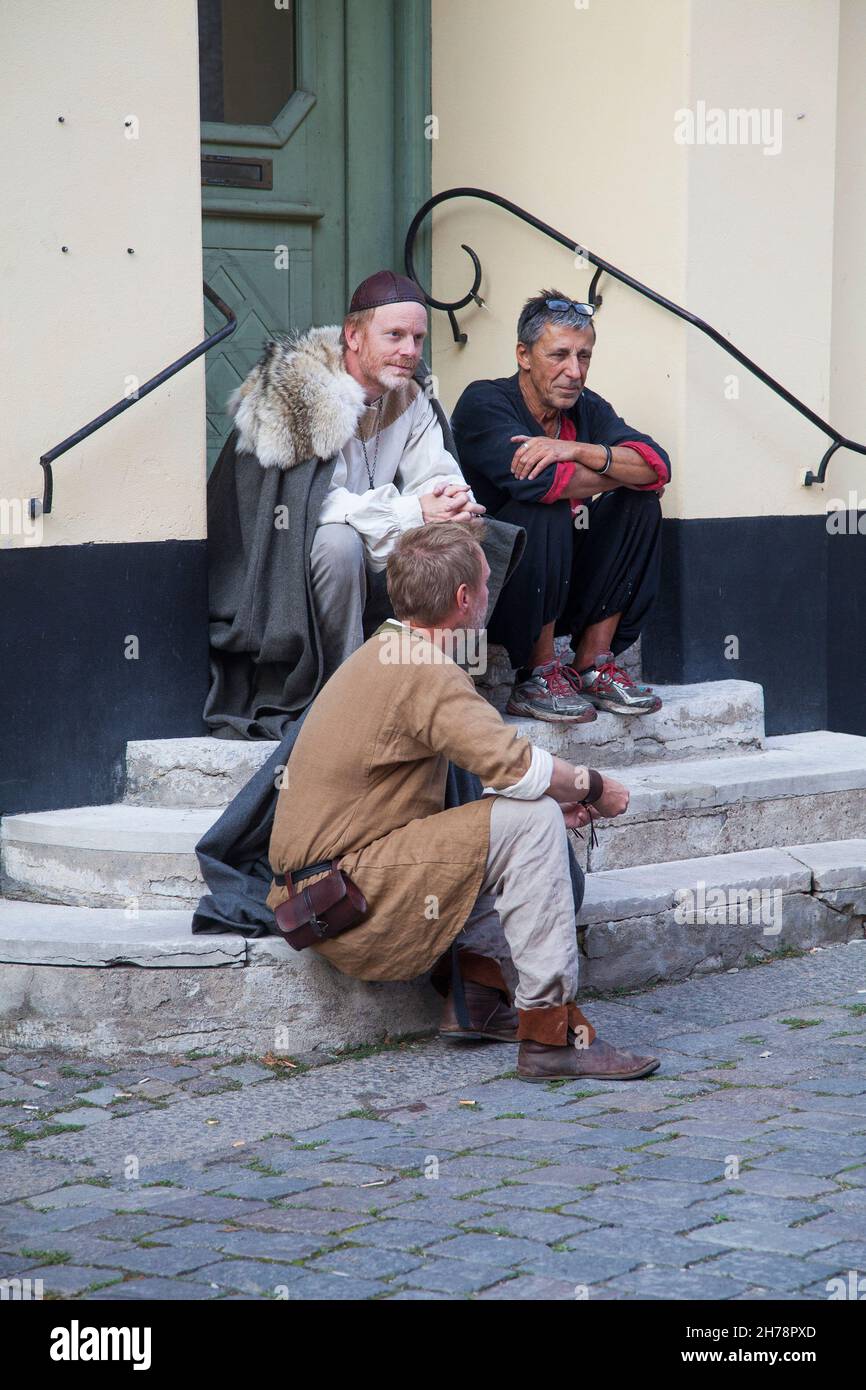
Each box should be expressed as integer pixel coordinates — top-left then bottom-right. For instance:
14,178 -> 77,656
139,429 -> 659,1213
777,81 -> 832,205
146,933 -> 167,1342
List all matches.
580,839 -> 866,924
0,901 -> 243,967
5,729 -> 866,854
597,730 -> 866,816
122,680 -> 767,804
1,805 -> 220,853
2,838 -> 864,964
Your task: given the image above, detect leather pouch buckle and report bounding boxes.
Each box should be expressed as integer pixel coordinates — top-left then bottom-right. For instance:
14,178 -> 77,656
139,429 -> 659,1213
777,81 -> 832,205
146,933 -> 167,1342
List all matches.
273,864 -> 368,952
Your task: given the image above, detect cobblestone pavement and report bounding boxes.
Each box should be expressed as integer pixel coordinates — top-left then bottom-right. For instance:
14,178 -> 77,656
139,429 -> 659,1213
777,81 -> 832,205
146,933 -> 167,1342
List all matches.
2,943 -> 866,1301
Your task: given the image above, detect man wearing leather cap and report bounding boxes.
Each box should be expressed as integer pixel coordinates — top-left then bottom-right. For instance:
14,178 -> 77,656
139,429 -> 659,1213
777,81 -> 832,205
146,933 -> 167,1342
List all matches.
310,270 -> 484,682
204,270 -> 524,739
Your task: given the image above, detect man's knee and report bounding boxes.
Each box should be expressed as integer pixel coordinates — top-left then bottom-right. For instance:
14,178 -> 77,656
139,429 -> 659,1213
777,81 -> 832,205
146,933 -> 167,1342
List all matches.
311,523 -> 366,587
611,487 -> 662,528
490,794 -> 567,850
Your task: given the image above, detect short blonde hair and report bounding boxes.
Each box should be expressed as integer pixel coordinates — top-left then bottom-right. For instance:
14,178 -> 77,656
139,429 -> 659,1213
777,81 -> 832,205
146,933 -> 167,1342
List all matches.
387,522 -> 486,625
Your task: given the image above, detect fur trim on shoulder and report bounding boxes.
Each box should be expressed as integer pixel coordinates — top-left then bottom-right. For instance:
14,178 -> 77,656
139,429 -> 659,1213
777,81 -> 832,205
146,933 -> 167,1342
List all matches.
228,325 -> 367,469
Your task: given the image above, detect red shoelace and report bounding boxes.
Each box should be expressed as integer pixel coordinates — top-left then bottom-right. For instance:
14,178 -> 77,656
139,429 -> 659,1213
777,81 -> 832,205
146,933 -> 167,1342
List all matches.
595,659 -> 635,688
593,659 -> 656,696
560,663 -> 586,693
565,657 -> 653,696
541,659 -> 579,697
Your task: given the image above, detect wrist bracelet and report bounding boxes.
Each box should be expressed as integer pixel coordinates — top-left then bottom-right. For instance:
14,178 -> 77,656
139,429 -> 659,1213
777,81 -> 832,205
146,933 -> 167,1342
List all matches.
580,769 -> 604,805
597,445 -> 613,475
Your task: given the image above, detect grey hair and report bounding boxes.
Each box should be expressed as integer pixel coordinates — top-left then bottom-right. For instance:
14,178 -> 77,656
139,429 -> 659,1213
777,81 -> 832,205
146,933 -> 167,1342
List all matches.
517,288 -> 596,347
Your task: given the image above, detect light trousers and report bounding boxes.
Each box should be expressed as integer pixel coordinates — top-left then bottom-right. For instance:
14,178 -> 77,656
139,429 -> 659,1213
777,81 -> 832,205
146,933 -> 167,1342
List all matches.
457,795 -> 580,1011
310,522 -> 369,682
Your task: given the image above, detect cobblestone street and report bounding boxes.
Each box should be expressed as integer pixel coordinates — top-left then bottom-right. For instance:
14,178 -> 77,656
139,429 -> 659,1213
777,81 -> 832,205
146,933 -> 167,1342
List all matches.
2,944 -> 866,1302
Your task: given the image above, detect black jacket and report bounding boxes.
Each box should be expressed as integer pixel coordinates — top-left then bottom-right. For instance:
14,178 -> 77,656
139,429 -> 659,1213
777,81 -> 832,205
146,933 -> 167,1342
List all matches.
451,372 -> 671,514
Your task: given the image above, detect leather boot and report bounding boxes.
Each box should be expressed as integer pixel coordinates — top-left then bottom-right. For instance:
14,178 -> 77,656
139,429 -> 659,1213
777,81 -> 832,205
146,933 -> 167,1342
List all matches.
437,949 -> 517,1043
516,1003 -> 659,1081
440,979 -> 519,1042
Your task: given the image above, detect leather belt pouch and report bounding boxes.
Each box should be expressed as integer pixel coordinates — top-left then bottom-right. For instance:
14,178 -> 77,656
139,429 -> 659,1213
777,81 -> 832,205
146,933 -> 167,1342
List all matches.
274,866 -> 368,952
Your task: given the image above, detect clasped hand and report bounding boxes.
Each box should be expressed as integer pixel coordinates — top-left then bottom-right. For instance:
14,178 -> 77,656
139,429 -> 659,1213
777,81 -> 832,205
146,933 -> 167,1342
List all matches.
561,802 -> 600,830
420,481 -> 486,524
561,775 -> 630,829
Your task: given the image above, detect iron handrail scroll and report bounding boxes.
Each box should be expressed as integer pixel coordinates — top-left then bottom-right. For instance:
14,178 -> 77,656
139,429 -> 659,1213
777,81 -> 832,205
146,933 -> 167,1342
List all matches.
404,187 -> 865,487
30,281 -> 237,518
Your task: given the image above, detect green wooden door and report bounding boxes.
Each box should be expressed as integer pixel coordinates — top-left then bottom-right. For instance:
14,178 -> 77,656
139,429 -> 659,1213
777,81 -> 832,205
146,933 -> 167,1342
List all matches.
199,0 -> 432,473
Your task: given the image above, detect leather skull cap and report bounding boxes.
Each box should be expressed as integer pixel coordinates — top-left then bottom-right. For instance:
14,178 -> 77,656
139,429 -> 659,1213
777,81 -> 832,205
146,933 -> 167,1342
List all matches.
349,269 -> 428,313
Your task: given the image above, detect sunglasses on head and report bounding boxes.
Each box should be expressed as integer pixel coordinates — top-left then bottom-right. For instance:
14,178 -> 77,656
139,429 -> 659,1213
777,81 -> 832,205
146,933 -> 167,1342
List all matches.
545,297 -> 596,318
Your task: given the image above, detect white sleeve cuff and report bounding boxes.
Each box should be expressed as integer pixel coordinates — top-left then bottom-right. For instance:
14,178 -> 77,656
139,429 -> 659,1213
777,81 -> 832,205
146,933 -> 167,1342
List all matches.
392,492 -> 424,529
482,745 -> 553,799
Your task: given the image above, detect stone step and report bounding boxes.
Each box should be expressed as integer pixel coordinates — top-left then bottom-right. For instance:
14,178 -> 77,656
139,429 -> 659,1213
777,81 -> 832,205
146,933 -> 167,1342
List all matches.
4,730 -> 865,910
0,806 -> 218,910
578,838 -> 866,991
1,840 -> 863,1056
125,738 -> 278,809
586,730 -> 866,873
0,900 -> 246,967
123,679 -> 765,806
0,901 -> 435,1056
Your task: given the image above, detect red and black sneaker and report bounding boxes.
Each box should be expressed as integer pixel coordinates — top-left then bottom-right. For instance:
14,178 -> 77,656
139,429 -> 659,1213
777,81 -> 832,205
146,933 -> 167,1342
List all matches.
577,650 -> 662,716
507,658 -> 597,724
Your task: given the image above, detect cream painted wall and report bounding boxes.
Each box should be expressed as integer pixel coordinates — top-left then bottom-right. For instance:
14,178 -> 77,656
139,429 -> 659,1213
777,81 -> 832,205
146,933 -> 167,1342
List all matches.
682,0 -> 839,519
0,0 -> 205,548
430,0 -> 689,514
431,0 -> 853,521
829,0 -> 866,506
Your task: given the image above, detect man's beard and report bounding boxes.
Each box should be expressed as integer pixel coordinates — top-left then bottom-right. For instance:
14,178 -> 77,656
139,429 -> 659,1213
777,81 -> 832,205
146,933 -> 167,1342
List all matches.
448,603 -> 487,671
369,359 -> 418,392
464,598 -> 488,634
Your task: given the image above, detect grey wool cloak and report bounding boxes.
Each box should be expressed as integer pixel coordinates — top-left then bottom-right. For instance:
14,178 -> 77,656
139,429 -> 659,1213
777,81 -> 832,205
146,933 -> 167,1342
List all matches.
205,325 -> 526,740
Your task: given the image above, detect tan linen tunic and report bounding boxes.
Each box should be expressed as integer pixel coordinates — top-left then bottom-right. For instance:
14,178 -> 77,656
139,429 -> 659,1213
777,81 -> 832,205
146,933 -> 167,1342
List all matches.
266,624 -> 533,980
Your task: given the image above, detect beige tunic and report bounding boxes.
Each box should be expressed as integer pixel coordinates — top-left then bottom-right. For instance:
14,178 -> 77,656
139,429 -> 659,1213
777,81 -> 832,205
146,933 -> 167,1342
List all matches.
266,625 -> 533,980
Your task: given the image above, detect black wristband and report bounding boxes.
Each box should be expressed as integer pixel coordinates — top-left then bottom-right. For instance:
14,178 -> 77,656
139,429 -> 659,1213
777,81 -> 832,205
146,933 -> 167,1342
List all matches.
597,444 -> 613,475
581,769 -> 604,805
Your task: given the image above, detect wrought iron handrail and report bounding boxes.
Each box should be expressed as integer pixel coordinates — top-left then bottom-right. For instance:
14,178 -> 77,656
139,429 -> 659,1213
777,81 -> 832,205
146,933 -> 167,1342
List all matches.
404,186 -> 866,487
30,280 -> 237,518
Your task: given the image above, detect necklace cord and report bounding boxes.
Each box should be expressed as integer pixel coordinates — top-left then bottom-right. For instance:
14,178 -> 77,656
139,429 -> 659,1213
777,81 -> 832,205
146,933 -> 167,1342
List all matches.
358,397 -> 384,489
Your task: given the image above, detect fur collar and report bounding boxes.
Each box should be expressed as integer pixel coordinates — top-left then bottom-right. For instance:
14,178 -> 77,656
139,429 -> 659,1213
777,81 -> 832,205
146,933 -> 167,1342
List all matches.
228,325 -> 367,470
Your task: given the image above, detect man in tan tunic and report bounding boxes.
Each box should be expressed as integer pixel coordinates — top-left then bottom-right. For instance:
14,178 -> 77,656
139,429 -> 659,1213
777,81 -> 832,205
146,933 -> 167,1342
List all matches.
267,523 -> 659,1081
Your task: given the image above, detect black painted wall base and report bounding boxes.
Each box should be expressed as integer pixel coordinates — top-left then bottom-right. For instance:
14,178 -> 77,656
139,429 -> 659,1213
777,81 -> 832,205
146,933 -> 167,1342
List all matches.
1,539 -> 209,817
3,520 -> 862,818
642,514 -> 866,737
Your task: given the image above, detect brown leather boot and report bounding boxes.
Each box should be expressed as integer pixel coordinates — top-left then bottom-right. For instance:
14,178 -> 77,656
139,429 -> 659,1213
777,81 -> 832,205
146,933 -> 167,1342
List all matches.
440,979 -> 519,1042
516,1003 -> 659,1081
436,949 -> 518,1043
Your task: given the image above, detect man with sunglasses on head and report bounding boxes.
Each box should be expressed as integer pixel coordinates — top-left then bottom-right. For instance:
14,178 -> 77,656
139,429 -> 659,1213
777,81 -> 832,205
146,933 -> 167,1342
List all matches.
451,290 -> 670,722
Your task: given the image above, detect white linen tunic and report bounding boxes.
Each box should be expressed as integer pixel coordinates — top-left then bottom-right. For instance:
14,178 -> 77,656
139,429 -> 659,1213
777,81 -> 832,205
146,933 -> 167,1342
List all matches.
315,380 -> 473,571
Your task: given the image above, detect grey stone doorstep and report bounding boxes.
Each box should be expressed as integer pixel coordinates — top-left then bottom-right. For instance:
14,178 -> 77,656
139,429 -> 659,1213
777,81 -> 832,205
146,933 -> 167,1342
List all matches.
6,730 -> 866,910
121,678 -> 766,807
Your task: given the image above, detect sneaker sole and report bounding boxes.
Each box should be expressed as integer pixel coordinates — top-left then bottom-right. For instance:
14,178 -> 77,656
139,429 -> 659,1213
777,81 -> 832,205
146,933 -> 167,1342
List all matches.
506,701 -> 597,724
586,697 -> 662,717
517,1057 -> 661,1082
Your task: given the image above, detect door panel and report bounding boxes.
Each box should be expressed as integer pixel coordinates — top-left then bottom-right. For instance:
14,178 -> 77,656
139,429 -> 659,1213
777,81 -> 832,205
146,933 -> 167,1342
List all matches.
202,239 -> 312,464
200,0 -> 431,473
